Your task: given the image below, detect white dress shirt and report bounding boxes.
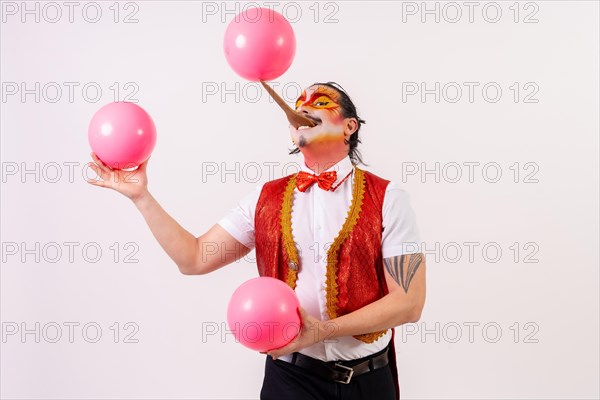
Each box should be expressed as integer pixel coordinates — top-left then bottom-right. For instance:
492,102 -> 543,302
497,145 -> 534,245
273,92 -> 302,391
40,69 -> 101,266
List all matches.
217,155 -> 421,362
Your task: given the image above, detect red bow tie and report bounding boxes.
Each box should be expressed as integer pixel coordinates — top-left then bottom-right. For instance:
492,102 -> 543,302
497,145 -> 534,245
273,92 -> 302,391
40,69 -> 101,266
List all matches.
296,170 -> 337,192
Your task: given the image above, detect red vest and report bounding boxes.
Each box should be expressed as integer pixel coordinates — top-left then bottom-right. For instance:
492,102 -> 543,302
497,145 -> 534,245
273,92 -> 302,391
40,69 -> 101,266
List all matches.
254,166 -> 401,398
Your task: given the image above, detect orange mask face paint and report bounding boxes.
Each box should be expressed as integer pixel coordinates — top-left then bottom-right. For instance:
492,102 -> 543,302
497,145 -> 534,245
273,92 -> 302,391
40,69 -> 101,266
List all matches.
295,86 -> 343,117
290,84 -> 348,153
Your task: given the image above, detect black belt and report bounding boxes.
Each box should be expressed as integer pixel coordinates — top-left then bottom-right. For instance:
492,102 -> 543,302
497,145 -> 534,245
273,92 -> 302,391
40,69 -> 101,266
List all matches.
277,346 -> 389,384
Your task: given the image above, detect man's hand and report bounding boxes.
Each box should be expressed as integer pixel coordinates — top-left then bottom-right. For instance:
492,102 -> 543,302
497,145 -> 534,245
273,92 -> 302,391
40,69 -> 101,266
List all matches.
86,152 -> 150,202
264,307 -> 330,360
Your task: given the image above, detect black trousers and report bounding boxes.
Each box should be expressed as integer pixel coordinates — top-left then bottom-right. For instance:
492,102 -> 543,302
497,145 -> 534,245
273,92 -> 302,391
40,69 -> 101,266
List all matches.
260,350 -> 397,400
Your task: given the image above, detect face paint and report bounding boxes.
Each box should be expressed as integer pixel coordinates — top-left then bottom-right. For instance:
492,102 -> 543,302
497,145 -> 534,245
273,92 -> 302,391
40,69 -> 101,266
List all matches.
290,85 -> 347,151
295,88 -> 340,110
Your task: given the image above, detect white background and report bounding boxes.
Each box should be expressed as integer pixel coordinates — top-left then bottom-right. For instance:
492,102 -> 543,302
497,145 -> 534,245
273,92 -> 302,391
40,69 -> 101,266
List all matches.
1,1 -> 598,399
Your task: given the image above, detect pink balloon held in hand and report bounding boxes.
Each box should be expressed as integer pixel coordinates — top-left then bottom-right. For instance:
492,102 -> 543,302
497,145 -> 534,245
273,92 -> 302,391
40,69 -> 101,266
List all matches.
223,7 -> 296,81
88,102 -> 157,170
227,277 -> 302,352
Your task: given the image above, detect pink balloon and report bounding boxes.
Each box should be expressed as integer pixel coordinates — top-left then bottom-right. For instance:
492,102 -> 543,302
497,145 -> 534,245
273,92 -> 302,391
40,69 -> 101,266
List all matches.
223,7 -> 296,81
227,277 -> 301,352
88,102 -> 157,170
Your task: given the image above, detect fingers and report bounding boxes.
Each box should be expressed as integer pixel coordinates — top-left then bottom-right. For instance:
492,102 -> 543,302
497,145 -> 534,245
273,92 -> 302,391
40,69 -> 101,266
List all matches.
267,345 -> 289,360
90,152 -> 113,173
266,335 -> 299,360
86,162 -> 109,182
86,176 -> 108,188
87,153 -> 117,187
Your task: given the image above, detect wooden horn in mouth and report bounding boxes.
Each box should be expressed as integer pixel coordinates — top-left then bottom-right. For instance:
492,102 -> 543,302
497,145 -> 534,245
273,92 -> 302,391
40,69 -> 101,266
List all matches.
260,80 -> 317,129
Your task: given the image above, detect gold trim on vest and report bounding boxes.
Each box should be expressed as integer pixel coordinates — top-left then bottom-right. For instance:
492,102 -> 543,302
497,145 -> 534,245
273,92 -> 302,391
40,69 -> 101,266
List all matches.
280,175 -> 299,289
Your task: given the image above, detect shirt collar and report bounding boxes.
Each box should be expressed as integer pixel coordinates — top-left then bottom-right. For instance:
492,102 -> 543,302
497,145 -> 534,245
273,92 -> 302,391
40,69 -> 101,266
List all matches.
300,155 -> 354,187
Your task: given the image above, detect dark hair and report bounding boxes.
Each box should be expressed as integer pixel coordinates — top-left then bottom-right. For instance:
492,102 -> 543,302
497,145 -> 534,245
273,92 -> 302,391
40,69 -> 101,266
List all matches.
288,81 -> 368,167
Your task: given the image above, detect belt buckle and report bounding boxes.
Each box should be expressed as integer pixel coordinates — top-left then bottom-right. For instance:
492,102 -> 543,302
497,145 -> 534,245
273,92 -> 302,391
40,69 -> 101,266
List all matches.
333,363 -> 354,384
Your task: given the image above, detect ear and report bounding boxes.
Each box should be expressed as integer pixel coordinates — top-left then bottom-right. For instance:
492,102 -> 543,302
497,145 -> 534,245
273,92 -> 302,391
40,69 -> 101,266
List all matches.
344,118 -> 358,138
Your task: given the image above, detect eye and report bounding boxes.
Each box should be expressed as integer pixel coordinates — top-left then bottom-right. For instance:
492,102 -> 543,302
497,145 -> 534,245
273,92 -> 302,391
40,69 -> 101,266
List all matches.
314,101 -> 329,107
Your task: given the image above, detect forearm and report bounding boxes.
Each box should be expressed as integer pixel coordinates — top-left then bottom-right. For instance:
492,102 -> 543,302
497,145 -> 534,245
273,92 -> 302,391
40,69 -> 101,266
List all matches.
132,191 -> 197,272
324,291 -> 421,340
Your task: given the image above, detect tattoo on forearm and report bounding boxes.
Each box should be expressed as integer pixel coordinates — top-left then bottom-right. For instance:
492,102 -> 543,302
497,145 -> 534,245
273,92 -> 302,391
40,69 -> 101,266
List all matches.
384,253 -> 423,293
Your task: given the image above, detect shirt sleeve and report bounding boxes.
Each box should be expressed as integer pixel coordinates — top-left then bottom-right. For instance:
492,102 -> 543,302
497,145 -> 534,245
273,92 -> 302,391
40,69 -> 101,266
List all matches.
381,181 -> 422,258
216,183 -> 264,250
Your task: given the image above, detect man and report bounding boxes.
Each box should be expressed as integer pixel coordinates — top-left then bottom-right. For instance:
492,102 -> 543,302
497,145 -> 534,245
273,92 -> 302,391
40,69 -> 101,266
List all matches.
86,82 -> 426,400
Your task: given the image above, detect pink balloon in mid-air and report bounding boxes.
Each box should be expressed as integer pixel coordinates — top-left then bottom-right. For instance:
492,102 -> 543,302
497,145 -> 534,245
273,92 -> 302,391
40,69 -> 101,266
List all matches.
88,102 -> 157,170
223,7 -> 296,81
227,277 -> 301,352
